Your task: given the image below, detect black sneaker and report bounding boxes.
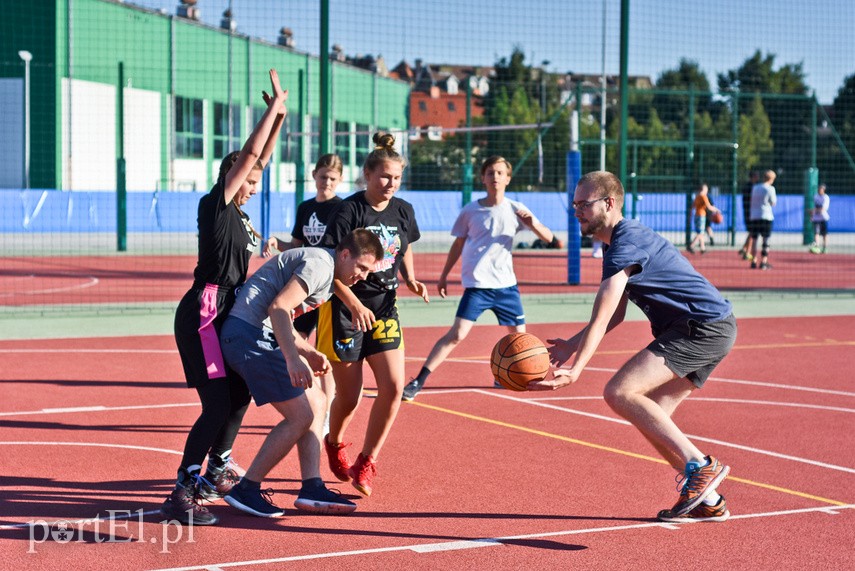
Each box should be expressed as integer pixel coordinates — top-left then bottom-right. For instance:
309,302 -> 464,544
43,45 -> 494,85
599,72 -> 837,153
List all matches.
294,484 -> 357,514
750,261 -> 758,269
225,484 -> 285,518
160,485 -> 219,525
402,378 -> 423,401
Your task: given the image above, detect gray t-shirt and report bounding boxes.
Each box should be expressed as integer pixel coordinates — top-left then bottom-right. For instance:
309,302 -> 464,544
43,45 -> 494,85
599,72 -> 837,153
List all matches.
749,183 -> 776,221
229,247 -> 336,329
452,198 -> 536,289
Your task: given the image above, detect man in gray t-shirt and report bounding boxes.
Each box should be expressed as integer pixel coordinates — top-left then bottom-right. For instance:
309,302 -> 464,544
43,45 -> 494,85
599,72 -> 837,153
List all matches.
218,230 -> 382,519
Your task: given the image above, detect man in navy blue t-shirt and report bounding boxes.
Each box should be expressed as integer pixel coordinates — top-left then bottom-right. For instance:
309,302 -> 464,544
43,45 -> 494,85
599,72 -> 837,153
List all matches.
530,171 -> 737,524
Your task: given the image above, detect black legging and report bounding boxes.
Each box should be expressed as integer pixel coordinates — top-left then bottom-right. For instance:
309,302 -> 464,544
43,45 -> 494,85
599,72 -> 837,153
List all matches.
180,373 -> 251,470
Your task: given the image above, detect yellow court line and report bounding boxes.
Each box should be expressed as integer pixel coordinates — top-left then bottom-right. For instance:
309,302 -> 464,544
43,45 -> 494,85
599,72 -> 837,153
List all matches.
409,400 -> 849,507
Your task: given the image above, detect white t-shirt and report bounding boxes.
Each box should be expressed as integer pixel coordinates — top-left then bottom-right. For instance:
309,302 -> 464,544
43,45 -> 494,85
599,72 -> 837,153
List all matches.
750,183 -> 776,221
452,198 -> 537,289
812,193 -> 830,222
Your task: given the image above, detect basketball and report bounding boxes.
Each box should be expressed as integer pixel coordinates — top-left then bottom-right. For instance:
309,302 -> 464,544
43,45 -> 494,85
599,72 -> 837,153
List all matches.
711,211 -> 723,224
490,332 -> 550,391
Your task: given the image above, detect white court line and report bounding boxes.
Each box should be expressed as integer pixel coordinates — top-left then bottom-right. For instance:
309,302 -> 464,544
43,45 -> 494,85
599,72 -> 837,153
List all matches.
0,276 -> 99,297
473,390 -> 855,474
403,357 -> 855,398
529,395 -> 855,414
0,441 -> 183,532
0,402 -> 199,417
0,441 -> 182,456
6,349 -> 853,396
0,510 -> 162,531
0,349 -> 178,354
146,504 -> 855,571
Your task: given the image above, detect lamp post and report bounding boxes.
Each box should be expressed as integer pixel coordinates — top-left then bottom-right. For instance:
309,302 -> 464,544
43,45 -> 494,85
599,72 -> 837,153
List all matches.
18,50 -> 32,189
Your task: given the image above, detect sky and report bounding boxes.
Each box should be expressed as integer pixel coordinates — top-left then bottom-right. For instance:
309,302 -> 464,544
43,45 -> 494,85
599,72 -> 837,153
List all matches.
129,0 -> 854,103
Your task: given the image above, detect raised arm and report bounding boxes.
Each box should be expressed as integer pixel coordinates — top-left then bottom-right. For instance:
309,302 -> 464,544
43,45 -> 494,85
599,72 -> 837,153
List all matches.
223,69 -> 288,206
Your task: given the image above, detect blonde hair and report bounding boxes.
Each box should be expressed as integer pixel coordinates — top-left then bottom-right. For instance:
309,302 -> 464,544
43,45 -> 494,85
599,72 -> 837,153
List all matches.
363,132 -> 406,173
313,153 -> 344,175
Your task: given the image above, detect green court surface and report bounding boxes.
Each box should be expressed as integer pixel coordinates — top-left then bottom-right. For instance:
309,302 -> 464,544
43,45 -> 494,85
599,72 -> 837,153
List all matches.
2,291 -> 853,341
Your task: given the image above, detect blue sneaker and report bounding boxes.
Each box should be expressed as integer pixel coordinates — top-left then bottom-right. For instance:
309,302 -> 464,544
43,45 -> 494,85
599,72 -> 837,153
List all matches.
224,484 -> 285,518
294,484 -> 357,515
402,378 -> 423,401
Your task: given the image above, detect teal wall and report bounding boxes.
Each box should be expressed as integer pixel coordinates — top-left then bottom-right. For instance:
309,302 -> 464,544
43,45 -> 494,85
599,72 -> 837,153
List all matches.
2,0 -> 409,191
1,0 -> 59,189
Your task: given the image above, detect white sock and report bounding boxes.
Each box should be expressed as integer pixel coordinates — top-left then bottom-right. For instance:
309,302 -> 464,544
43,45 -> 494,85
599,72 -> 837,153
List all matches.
703,491 -> 721,506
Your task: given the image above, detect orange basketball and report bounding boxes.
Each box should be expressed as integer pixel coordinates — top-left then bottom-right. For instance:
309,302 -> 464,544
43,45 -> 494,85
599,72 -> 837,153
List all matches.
490,332 -> 550,391
711,211 -> 723,224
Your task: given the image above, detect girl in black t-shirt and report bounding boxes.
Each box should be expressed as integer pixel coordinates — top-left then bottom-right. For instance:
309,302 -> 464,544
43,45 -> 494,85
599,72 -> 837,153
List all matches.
164,69 -> 287,526
318,133 -> 429,497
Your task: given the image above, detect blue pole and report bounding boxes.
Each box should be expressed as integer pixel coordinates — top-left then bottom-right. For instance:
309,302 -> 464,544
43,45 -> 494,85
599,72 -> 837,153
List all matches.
566,151 -> 582,285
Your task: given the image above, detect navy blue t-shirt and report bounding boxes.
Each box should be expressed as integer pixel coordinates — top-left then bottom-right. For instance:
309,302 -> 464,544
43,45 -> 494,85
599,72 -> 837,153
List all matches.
602,219 -> 732,336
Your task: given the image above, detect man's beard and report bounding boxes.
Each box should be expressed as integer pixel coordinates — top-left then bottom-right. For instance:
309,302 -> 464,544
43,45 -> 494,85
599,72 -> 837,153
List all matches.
580,213 -> 606,237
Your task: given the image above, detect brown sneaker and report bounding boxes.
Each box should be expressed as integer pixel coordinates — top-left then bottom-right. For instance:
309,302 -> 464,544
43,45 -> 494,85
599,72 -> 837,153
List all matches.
348,453 -> 377,497
668,456 -> 730,516
324,434 -> 352,482
198,467 -> 241,501
658,495 -> 730,523
160,485 -> 219,525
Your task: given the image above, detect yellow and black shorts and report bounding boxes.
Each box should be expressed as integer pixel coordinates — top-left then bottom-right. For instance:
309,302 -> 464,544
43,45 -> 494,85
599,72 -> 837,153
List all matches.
317,290 -> 404,362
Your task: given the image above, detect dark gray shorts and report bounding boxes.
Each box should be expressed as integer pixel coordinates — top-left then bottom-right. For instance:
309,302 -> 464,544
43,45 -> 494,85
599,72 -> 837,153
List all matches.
220,316 -> 305,406
647,314 -> 737,388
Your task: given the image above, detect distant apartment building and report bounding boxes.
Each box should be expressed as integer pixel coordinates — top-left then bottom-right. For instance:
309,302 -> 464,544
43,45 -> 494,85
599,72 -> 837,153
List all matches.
392,60 -> 491,140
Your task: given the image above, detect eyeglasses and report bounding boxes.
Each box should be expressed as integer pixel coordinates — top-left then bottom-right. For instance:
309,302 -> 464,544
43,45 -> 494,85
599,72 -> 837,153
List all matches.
572,196 -> 610,210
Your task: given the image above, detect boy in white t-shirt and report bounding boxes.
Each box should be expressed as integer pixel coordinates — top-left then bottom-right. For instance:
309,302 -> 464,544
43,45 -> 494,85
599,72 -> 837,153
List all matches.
809,184 -> 830,254
402,156 -> 558,401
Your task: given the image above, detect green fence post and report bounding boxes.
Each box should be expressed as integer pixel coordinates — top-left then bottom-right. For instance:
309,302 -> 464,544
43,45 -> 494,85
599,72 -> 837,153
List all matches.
804,167 -> 818,246
805,96 -> 818,246
617,0 -> 630,187
117,62 -> 127,252
730,91 -> 739,247
462,80 -> 473,205
295,68 -> 306,205
319,0 -> 332,155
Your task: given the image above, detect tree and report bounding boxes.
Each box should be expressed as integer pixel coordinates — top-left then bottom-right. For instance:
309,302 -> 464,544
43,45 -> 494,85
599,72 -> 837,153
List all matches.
653,59 -> 714,127
718,51 -> 811,193
817,73 -> 855,192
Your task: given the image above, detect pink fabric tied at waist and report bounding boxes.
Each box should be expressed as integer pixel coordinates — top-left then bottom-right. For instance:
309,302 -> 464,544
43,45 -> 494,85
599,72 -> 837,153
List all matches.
199,284 -> 227,379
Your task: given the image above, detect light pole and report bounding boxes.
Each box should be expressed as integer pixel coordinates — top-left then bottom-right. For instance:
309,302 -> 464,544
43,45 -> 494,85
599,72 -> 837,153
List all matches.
18,50 -> 32,189
600,0 -> 607,171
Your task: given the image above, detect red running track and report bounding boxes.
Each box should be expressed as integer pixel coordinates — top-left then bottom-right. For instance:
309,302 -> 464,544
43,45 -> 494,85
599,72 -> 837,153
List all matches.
0,316 -> 853,569
1,249 -> 853,308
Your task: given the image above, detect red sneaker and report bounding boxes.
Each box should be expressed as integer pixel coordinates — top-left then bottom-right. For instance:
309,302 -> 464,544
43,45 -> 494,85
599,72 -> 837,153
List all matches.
324,434 -> 352,482
348,453 -> 377,497
669,456 -> 730,515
